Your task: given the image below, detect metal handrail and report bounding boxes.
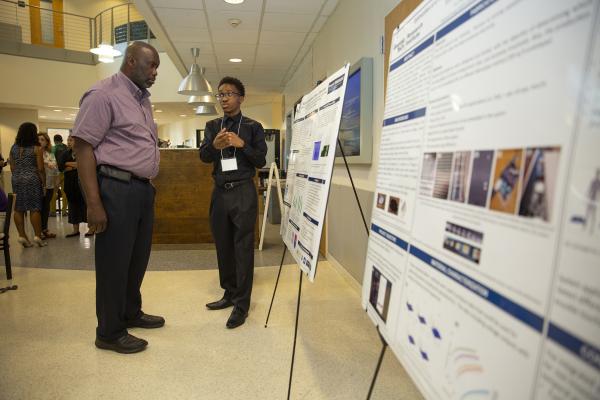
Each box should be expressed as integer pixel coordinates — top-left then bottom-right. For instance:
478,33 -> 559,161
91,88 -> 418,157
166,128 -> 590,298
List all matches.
0,0 -> 152,58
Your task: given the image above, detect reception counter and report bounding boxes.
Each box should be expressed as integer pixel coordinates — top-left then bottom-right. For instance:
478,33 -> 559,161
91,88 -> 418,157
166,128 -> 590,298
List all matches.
152,149 -> 260,245
152,149 -> 213,244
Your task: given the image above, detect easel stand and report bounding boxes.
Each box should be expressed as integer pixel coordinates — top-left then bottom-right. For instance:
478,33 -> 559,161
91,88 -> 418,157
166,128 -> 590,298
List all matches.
264,138 -> 373,399
366,328 -> 388,400
259,162 -> 284,251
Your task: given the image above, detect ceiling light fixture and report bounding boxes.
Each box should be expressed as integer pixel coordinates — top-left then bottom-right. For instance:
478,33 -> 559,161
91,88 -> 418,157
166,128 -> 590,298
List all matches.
178,48 -> 213,96
53,109 -> 62,112
195,104 -> 218,115
40,116 -> 47,118
155,109 -> 163,113
229,58 -> 242,63
90,43 -> 121,63
224,0 -> 244,4
188,94 -> 216,105
179,114 -> 188,117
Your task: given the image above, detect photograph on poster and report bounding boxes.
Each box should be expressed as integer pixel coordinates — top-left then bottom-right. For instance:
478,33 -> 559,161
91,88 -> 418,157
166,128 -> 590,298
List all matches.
443,236 -> 482,264
468,150 -> 494,207
490,149 -> 523,214
377,193 -> 387,210
518,147 -> 561,222
433,152 -> 453,200
570,167 -> 600,236
445,222 -> 484,244
320,144 -> 330,157
369,267 -> 392,322
312,141 -> 321,160
449,151 -> 472,203
420,152 -> 437,196
388,196 -> 400,215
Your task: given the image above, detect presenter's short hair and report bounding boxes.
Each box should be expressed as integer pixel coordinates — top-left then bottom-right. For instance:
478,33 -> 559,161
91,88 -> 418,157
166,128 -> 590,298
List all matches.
218,76 -> 245,97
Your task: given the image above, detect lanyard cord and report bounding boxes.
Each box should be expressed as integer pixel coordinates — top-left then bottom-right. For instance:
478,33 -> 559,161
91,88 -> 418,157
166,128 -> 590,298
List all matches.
220,113 -> 243,160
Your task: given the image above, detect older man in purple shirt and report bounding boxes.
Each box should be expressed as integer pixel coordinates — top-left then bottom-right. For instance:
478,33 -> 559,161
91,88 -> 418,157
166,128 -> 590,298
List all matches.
73,41 -> 164,354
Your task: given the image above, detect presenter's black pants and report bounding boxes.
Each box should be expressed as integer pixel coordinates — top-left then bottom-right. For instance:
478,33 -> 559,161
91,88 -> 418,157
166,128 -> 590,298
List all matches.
210,180 -> 257,313
95,175 -> 154,341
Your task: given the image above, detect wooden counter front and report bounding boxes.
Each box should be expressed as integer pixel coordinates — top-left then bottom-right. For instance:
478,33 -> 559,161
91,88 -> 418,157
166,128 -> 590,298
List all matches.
152,149 -> 213,244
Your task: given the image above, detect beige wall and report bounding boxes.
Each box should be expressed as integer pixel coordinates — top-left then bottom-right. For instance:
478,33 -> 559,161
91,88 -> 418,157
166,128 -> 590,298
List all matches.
157,101 -> 283,147
283,0 -> 399,192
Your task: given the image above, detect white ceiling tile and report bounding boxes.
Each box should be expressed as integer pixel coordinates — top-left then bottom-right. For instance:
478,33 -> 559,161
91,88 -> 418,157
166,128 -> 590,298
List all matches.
204,0 -> 263,12
211,28 -> 259,45
265,0 -> 325,14
168,27 -> 210,42
153,8 -> 207,28
321,0 -> 338,16
259,30 -> 306,47
256,44 -> 298,66
209,10 -> 262,30
214,43 -> 256,60
149,0 -> 204,10
311,16 -> 327,33
262,13 -> 314,32
305,32 -> 318,46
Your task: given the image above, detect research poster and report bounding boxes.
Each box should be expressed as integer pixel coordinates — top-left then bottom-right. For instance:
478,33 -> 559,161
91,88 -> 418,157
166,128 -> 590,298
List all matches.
361,0 -> 599,399
281,64 -> 349,281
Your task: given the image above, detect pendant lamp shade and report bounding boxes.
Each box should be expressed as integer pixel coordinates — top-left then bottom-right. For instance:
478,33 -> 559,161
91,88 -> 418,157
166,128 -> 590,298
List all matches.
188,94 -> 216,105
195,104 -> 218,115
178,48 -> 213,96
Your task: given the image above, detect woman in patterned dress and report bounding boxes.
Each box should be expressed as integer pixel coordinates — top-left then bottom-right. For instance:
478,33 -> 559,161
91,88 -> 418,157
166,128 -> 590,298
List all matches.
9,122 -> 47,247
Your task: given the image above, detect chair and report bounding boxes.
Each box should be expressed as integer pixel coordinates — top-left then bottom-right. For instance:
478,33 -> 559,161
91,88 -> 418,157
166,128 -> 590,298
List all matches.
1,193 -> 15,280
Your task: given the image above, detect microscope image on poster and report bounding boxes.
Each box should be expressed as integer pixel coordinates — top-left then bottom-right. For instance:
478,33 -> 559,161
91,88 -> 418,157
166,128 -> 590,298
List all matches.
490,149 -> 523,214
570,167 -> 600,236
518,147 -> 561,222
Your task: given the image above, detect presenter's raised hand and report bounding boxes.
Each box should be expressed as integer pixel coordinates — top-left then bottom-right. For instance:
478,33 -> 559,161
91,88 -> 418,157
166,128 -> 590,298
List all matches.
212,128 -> 229,150
226,132 -> 245,148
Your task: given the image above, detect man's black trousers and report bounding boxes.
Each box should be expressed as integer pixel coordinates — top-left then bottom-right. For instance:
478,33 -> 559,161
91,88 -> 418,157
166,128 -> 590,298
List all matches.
210,180 -> 257,313
95,175 -> 154,341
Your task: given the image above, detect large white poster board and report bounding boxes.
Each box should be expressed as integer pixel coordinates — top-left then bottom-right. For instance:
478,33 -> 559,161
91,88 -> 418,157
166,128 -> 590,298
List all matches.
281,64 -> 350,281
362,0 -> 600,399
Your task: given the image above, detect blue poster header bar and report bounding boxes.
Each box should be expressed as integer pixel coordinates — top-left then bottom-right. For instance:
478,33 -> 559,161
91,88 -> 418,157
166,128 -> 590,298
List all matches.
390,35 -> 435,72
383,107 -> 427,127
409,245 -> 543,332
371,223 -> 409,251
436,0 -> 498,41
548,323 -> 600,372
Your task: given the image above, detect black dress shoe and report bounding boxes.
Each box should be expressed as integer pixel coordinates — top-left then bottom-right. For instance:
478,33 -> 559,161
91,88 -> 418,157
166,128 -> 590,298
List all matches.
206,297 -> 234,310
226,307 -> 248,329
95,334 -> 148,354
126,313 -> 165,329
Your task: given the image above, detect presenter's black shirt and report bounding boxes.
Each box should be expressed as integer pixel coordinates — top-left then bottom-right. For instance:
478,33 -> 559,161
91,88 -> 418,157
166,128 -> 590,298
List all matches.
199,113 -> 267,187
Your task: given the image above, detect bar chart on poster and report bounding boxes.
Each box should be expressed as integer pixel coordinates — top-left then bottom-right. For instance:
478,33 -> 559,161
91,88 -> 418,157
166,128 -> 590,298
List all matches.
362,0 -> 600,399
280,64 -> 349,281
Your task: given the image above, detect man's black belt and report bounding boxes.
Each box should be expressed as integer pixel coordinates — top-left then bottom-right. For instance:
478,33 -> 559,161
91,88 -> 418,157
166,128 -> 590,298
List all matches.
98,165 -> 149,183
218,179 -> 252,190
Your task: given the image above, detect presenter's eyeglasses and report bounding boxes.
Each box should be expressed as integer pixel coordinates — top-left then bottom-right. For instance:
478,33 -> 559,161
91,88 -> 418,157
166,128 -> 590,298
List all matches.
215,92 -> 241,100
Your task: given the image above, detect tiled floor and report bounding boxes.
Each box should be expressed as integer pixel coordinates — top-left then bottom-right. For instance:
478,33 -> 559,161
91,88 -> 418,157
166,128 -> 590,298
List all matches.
0,216 -> 423,400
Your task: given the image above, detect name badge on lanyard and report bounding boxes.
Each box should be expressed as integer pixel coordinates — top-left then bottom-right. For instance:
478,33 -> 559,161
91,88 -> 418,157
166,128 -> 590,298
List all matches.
221,151 -> 238,171
220,114 -> 243,172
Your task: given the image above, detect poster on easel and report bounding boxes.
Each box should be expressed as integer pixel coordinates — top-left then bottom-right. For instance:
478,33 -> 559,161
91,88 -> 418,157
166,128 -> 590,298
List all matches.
281,64 -> 350,281
362,0 -> 600,399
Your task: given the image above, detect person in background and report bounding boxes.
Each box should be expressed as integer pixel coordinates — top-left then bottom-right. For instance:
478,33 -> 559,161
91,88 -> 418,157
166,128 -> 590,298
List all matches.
9,122 -> 47,247
51,134 -> 68,216
38,132 -> 58,239
57,135 -> 88,238
200,76 -> 268,329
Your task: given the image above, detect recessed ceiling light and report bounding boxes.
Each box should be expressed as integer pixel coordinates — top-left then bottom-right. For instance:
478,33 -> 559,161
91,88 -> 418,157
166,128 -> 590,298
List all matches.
229,58 -> 242,63
155,109 -> 163,113
53,109 -> 62,112
40,115 -> 47,118
179,114 -> 187,117
224,0 -> 244,4
69,113 -> 76,116
65,117 -> 72,120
